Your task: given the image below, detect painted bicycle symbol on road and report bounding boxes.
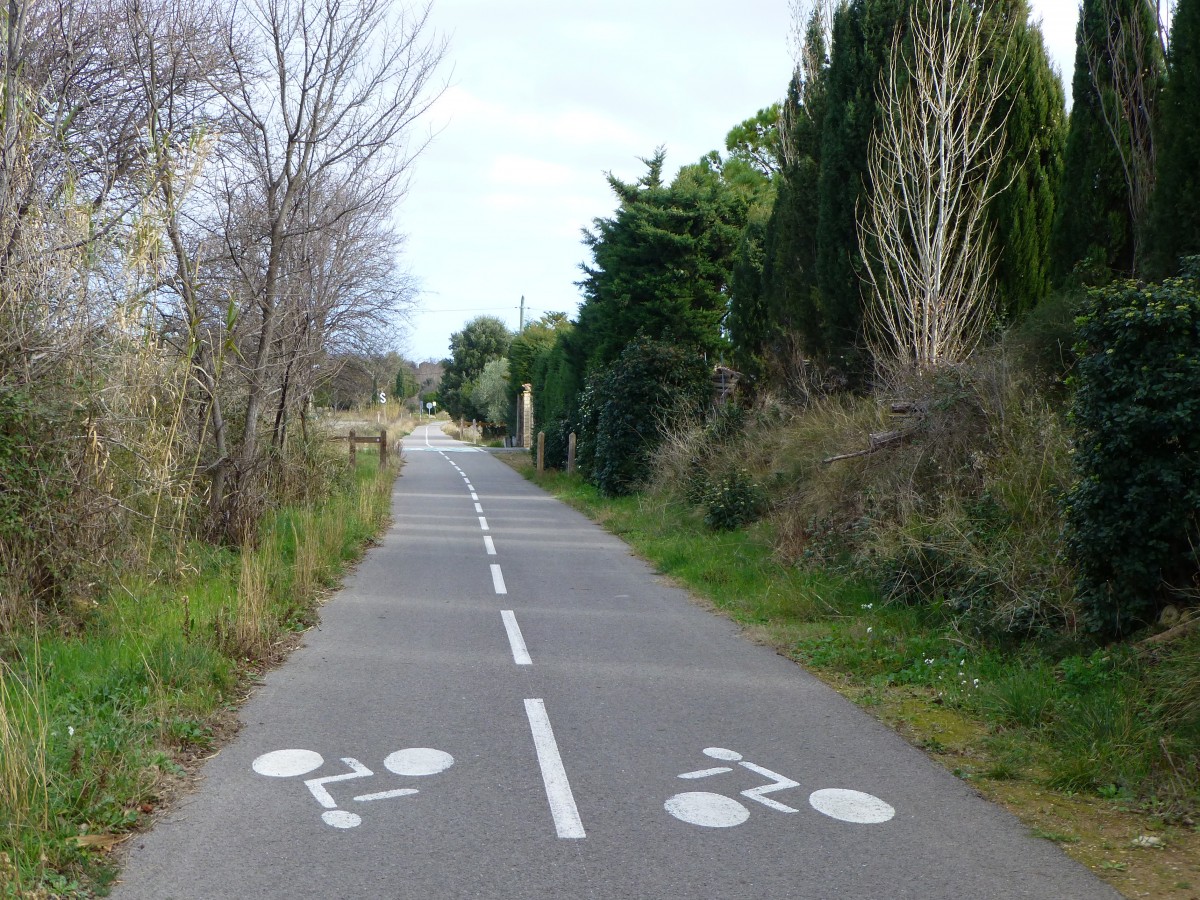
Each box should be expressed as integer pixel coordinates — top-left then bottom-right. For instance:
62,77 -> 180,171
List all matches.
664,747 -> 895,829
252,747 -> 455,830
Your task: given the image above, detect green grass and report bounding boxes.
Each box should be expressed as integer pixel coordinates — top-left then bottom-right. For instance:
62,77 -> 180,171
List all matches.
0,455 -> 396,897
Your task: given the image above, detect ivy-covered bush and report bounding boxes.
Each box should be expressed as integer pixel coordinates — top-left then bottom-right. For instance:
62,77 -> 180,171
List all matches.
583,338 -> 710,496
1065,261 -> 1200,636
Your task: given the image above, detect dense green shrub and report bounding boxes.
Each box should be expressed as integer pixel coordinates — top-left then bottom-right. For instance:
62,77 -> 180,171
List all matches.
1065,264 -> 1200,636
703,468 -> 767,531
584,338 -> 710,496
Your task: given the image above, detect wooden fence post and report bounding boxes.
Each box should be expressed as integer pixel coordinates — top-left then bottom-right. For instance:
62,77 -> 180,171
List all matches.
379,428 -> 388,468
567,432 -> 576,475
537,431 -> 545,474
349,429 -> 357,468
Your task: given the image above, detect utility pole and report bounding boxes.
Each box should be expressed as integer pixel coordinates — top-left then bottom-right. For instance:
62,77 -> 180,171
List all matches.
519,295 -> 525,331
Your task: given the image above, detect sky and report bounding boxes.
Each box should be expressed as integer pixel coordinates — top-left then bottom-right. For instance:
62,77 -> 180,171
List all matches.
397,0 -> 1082,363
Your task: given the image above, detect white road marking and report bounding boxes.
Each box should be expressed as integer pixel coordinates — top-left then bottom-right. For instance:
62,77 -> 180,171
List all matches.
252,749 -> 324,778
479,516 -> 489,531
523,699 -> 585,839
491,563 -> 507,594
474,502 -> 484,513
465,483 -> 474,491
678,766 -> 733,779
484,536 -> 496,555
353,788 -> 419,802
739,761 -> 800,813
471,492 -> 479,501
704,747 -> 743,761
383,748 -> 455,776
322,809 -> 362,829
808,788 -> 895,824
304,758 -> 373,809
665,792 -> 749,828
501,610 -> 532,665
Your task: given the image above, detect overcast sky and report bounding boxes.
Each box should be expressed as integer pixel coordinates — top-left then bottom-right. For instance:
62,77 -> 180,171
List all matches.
397,0 -> 1082,363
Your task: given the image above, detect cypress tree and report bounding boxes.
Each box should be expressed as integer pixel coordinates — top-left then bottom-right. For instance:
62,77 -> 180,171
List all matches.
987,0 -> 1067,319
1146,0 -> 1200,277
759,12 -> 828,363
815,0 -> 910,373
1050,0 -> 1161,282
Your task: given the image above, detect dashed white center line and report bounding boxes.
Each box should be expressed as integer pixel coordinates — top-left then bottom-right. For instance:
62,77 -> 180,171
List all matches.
490,563 -> 507,594
484,535 -> 496,555
524,699 -> 586,840
474,502 -> 484,513
501,610 -> 531,665
471,492 -> 479,501
478,516 -> 489,531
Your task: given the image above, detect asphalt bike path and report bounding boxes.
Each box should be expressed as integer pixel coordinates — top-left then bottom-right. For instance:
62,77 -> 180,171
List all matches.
112,423 -> 1121,899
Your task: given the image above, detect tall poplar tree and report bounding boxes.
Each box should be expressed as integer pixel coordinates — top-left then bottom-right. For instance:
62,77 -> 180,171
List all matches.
1146,0 -> 1200,277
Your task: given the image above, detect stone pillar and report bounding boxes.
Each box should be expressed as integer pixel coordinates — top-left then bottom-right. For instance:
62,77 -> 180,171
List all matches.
519,383 -> 533,448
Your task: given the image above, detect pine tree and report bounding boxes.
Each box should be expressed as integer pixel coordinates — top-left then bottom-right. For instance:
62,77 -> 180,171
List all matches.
1146,0 -> 1200,277
986,0 -> 1067,319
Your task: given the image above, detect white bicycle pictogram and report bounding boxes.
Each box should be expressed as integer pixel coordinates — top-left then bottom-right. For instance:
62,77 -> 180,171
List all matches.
252,746 -> 455,829
664,747 -> 895,829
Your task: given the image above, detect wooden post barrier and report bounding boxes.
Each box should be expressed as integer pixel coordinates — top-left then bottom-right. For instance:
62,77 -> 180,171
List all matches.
567,432 -> 576,475
342,429 -> 389,468
537,431 -> 545,474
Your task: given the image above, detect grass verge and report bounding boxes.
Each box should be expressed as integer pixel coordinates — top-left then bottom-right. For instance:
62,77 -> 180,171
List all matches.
508,457 -> 1200,900
0,453 -> 395,898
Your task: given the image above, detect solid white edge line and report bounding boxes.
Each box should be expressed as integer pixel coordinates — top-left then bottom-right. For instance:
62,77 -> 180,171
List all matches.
523,699 -> 585,839
501,610 -> 532,665
484,535 -> 496,555
491,563 -> 507,595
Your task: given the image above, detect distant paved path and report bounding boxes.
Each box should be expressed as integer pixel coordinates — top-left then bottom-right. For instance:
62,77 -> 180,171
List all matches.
112,423 -> 1121,899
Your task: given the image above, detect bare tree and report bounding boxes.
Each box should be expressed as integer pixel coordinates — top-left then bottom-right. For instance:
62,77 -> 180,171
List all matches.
203,0 -> 444,539
859,0 -> 1018,372
1085,0 -> 1168,271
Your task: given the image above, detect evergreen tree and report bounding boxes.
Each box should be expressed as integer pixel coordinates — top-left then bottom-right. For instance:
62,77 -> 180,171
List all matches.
1050,0 -> 1162,282
815,0 -> 910,372
574,150 -> 747,371
728,192 -> 774,378
986,0 -> 1067,319
439,316 -> 512,420
1146,0 -> 1200,277
757,11 -> 829,364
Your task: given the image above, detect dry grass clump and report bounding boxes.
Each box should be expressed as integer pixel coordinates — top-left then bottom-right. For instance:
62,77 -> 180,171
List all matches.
655,349 -> 1077,637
